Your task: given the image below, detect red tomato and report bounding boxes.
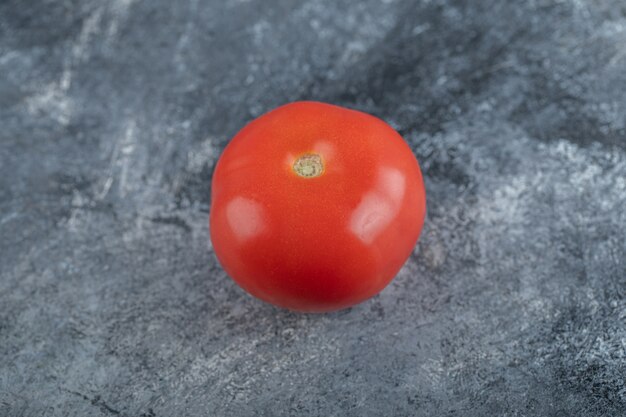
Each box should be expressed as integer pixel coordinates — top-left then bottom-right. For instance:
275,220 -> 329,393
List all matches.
210,101 -> 426,312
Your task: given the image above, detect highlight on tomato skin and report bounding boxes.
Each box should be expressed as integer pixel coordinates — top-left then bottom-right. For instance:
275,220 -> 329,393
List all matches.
209,101 -> 426,313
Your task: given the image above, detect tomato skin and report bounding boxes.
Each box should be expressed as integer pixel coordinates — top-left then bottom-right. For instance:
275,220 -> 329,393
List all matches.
210,101 -> 426,312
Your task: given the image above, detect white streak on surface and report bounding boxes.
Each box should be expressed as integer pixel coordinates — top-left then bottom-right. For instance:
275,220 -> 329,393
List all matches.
118,121 -> 137,197
62,7 -> 104,91
24,7 -> 103,125
106,0 -> 136,48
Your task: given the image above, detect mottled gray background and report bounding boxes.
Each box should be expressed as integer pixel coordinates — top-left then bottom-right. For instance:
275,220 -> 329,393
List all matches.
1,0 -> 625,416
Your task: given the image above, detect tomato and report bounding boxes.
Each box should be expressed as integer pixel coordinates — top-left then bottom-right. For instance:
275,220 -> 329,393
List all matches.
209,101 -> 426,312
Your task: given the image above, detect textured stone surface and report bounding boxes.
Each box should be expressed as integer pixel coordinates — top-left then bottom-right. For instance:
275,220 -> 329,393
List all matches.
1,0 -> 625,416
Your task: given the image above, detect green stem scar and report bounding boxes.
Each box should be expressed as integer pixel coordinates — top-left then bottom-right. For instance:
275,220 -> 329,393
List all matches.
293,153 -> 324,178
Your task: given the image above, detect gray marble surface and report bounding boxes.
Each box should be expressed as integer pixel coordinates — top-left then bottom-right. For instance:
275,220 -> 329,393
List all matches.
1,0 -> 625,416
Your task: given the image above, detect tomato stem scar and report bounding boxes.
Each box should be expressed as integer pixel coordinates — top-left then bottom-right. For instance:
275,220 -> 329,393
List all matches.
293,153 -> 324,178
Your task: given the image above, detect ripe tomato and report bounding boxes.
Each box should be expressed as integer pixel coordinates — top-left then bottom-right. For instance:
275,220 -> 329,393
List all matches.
210,101 -> 426,312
